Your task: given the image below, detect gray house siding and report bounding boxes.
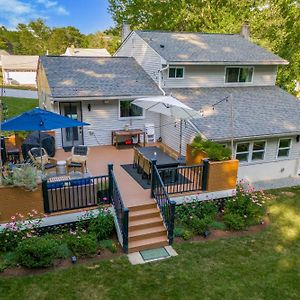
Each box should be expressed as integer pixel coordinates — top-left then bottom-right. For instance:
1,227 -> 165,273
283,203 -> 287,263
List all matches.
162,65 -> 277,88
115,32 -> 164,84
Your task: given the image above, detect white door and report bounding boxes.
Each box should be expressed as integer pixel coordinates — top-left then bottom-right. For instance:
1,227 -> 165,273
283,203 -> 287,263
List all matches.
60,102 -> 83,148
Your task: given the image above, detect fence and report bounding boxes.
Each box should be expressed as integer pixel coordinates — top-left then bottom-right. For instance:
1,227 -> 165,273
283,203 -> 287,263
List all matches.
108,164 -> 129,253
42,175 -> 109,213
158,163 -> 207,195
151,161 -> 176,244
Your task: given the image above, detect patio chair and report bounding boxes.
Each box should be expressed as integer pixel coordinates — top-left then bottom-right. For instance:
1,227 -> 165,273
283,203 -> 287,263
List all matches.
67,145 -> 89,174
28,147 -> 57,170
133,147 -> 140,168
142,158 -> 152,183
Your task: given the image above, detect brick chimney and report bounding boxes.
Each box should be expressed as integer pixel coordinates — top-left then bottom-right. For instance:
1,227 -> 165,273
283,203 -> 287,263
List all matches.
122,23 -> 131,42
240,21 -> 250,40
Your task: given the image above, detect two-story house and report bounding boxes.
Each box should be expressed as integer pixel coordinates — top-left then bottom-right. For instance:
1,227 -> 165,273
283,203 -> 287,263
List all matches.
115,26 -> 300,183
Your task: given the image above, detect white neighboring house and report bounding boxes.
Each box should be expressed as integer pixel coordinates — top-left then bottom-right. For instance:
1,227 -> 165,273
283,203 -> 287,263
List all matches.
115,25 -> 300,184
64,47 -> 110,57
0,50 -> 9,67
2,55 -> 39,86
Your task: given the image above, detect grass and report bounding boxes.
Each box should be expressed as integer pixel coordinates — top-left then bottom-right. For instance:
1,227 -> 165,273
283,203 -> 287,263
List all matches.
1,187 -> 300,299
2,97 -> 39,119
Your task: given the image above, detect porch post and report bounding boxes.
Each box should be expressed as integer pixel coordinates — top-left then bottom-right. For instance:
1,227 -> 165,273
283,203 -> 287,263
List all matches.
150,159 -> 157,198
108,163 -> 113,203
168,200 -> 176,245
202,159 -> 209,191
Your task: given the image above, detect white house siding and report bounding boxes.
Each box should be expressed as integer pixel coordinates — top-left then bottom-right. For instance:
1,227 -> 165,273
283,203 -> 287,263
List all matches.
162,65 -> 277,88
115,32 -> 163,84
79,100 -> 161,147
160,115 -> 197,155
3,70 -> 37,85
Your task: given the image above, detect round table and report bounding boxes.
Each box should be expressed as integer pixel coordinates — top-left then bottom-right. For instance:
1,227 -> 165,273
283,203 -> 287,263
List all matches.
56,160 -> 67,176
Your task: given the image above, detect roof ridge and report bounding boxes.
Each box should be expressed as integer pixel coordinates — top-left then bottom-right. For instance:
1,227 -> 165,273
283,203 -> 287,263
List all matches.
136,30 -> 237,36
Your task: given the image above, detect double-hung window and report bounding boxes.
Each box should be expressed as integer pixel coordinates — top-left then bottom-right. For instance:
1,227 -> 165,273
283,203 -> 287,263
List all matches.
235,141 -> 266,162
225,67 -> 254,83
277,138 -> 291,158
168,67 -> 184,79
119,100 -> 144,119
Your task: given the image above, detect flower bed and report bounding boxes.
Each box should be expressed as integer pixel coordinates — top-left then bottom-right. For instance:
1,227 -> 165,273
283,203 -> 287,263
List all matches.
175,181 -> 267,241
0,206 -> 119,273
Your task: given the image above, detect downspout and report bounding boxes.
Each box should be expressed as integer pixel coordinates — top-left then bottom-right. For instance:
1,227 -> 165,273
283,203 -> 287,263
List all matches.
158,64 -> 169,95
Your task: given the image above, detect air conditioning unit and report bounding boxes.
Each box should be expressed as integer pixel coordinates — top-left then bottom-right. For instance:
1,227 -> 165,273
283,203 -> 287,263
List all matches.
145,123 -> 156,144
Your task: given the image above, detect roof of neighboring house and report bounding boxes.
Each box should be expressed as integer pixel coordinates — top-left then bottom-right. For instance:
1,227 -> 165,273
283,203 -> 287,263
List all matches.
64,48 -> 110,57
39,56 -> 162,99
166,86 -> 300,141
2,55 -> 39,70
135,30 -> 288,65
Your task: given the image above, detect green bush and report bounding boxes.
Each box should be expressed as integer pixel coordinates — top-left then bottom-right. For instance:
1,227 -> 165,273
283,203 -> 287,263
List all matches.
190,135 -> 231,161
174,226 -> 185,238
189,216 -> 212,236
210,220 -> 226,231
16,237 -> 58,268
99,239 -> 117,253
56,243 -> 72,259
89,207 -> 115,241
66,234 -> 98,258
182,230 -> 194,240
223,213 -> 246,231
0,252 -> 17,272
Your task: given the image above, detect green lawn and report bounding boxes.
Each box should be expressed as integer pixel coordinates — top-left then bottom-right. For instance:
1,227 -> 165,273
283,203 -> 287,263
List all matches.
1,187 -> 300,300
2,97 -> 39,119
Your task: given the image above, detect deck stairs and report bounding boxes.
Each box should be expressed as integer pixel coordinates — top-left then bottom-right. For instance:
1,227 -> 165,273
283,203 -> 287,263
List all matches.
128,202 -> 168,253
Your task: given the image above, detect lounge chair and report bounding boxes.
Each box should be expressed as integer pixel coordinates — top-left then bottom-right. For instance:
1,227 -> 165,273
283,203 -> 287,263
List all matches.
28,147 -> 57,170
67,145 -> 89,173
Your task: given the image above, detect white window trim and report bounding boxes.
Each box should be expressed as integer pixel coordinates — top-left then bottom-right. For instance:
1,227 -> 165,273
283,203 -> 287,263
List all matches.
168,66 -> 185,79
235,140 -> 267,163
118,99 -> 145,120
224,66 -> 254,84
276,138 -> 292,160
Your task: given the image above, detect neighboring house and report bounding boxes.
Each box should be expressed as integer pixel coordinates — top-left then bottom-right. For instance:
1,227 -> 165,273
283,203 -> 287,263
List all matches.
64,47 -> 110,57
115,26 -> 300,183
37,56 -> 162,149
2,55 -> 39,86
0,50 -> 9,67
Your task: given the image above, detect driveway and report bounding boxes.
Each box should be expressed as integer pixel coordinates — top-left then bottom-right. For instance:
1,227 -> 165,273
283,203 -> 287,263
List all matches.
2,88 -> 38,99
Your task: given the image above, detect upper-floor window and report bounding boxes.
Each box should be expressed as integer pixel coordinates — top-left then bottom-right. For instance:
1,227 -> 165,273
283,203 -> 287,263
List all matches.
277,138 -> 291,158
119,100 -> 144,119
225,67 -> 254,83
169,67 -> 184,79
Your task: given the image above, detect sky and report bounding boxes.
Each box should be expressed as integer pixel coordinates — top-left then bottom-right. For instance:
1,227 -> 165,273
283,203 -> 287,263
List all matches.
0,0 -> 114,34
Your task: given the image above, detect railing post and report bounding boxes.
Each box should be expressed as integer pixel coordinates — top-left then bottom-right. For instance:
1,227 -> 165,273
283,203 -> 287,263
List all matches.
150,159 -> 157,198
168,200 -> 176,245
123,207 -> 129,253
202,159 -> 209,191
108,163 -> 113,203
42,179 -> 50,213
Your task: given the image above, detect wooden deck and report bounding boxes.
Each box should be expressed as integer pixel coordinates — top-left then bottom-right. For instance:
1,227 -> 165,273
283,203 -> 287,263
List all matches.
55,145 -> 154,209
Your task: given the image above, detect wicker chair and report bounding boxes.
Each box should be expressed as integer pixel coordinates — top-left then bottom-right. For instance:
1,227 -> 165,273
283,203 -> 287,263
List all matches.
133,147 -> 140,169
28,147 -> 57,170
67,145 -> 89,173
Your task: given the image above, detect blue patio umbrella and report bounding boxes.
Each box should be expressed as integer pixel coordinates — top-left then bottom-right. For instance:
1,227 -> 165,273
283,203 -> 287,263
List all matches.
0,108 -> 89,169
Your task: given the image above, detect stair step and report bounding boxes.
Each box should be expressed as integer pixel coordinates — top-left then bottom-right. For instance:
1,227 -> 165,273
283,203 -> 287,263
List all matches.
129,208 -> 161,221
128,235 -> 168,253
129,216 -> 163,232
129,225 -> 167,242
129,203 -> 157,212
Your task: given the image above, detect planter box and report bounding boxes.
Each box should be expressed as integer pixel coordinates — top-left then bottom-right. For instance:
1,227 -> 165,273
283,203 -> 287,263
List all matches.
0,185 -> 44,223
206,159 -> 239,192
186,144 -> 208,165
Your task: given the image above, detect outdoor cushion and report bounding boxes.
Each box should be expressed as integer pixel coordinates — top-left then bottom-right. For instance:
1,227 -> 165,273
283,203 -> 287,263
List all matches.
70,177 -> 91,186
47,181 -> 65,189
73,146 -> 88,156
44,163 -> 56,170
30,148 -> 46,157
68,162 -> 83,167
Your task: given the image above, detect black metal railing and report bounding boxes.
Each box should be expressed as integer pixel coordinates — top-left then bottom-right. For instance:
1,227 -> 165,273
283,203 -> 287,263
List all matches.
108,164 -> 129,253
42,175 -> 109,213
158,163 -> 205,195
151,161 -> 176,244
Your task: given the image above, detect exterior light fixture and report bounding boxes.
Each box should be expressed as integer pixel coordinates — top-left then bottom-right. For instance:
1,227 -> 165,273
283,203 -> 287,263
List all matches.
87,104 -> 91,111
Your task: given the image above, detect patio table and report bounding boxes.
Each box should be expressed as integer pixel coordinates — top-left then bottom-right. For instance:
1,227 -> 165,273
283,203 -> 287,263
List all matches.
138,146 -> 179,169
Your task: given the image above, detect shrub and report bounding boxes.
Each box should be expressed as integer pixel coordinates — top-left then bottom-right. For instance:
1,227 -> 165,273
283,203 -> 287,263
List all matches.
0,252 -> 17,272
66,234 -> 98,258
223,183 -> 266,230
174,226 -> 185,238
189,216 -> 212,236
190,135 -> 231,161
16,237 -> 58,268
56,243 -> 72,259
89,207 -> 115,241
210,220 -> 226,231
99,239 -> 117,253
182,230 -> 194,240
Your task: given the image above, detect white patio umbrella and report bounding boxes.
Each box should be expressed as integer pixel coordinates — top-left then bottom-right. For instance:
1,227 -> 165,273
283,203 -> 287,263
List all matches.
132,96 -> 202,158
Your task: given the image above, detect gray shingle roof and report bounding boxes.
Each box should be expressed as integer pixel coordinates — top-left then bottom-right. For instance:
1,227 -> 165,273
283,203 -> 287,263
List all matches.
165,86 -> 300,140
40,56 -> 162,98
136,31 -> 288,65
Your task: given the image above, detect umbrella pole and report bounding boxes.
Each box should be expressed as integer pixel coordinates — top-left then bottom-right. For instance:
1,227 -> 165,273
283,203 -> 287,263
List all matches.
179,119 -> 183,158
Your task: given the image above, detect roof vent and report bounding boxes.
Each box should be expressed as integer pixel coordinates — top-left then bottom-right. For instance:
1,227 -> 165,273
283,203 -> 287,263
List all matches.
240,21 -> 250,40
160,44 -> 165,48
